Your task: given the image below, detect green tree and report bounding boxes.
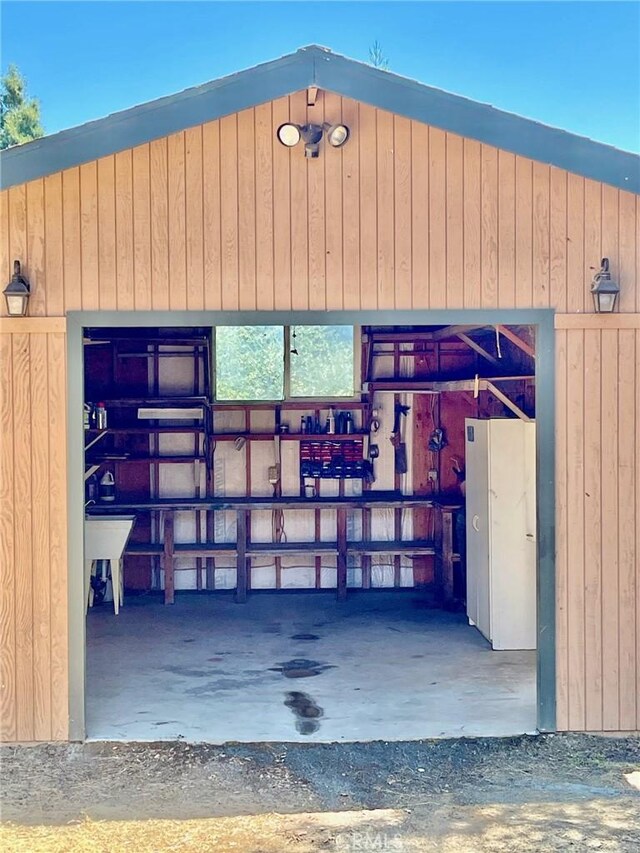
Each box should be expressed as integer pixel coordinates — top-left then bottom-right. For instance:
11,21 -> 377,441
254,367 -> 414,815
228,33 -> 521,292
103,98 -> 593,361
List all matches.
215,325 -> 356,401
0,65 -> 44,149
368,40 -> 389,70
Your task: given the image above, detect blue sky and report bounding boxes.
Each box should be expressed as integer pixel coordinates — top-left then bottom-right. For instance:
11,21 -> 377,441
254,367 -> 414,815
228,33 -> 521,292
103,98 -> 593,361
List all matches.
1,1 -> 639,152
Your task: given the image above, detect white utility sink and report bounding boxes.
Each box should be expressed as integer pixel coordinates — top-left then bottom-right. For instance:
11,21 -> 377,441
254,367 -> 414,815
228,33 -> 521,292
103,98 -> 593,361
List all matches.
85,515 -> 136,615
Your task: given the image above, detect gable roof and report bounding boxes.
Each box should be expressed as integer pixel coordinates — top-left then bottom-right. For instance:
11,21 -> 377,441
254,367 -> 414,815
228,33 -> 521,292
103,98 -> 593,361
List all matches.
1,44 -> 638,192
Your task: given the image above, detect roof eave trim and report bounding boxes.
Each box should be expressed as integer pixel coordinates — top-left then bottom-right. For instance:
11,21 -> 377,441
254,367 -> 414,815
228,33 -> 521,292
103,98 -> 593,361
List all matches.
315,51 -> 639,194
1,44 -> 638,193
0,49 -> 316,190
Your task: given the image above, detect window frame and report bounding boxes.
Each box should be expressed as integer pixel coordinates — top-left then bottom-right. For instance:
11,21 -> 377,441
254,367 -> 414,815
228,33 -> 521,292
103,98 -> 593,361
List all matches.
212,324 -> 361,404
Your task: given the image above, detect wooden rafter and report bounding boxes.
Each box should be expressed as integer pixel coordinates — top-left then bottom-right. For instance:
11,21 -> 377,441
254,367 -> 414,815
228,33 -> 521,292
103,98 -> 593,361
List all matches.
456,332 -> 501,366
484,381 -> 532,422
430,324 -> 490,342
496,325 -> 535,358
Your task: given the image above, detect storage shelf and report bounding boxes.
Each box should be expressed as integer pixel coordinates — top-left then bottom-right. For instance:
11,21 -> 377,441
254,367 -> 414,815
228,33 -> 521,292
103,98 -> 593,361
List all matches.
87,455 -> 206,464
211,401 -> 368,411
209,432 -> 366,442
91,426 -> 205,434
365,375 -> 534,393
95,396 -> 209,407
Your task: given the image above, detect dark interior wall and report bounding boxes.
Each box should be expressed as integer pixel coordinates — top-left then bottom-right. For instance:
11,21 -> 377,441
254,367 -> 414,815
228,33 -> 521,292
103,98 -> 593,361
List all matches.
84,339 -> 153,589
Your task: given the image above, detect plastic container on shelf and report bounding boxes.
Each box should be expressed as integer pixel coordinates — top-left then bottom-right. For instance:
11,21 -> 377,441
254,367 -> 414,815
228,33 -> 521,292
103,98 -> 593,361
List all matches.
99,471 -> 116,502
96,402 -> 108,430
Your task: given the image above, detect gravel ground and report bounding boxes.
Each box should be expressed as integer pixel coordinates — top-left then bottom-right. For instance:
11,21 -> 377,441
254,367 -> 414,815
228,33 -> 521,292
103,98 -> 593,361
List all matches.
1,733 -> 639,851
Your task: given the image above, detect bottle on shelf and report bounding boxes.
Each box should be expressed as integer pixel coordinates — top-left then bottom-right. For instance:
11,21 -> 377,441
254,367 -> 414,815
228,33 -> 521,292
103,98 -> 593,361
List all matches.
300,415 -> 307,434
86,473 -> 98,502
99,471 -> 116,502
96,402 -> 108,430
327,408 -> 336,434
345,412 -> 354,434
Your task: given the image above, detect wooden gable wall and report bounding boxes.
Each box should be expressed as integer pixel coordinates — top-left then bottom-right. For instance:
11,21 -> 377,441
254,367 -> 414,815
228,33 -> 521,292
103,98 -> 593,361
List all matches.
0,91 -> 639,741
1,91 -> 638,315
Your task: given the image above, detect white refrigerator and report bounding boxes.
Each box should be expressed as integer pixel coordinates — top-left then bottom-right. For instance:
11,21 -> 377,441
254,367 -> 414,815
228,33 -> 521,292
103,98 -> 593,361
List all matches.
464,418 -> 537,650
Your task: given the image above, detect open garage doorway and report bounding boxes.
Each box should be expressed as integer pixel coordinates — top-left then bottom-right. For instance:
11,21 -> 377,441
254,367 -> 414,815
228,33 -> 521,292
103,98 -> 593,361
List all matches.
68,310 -> 555,743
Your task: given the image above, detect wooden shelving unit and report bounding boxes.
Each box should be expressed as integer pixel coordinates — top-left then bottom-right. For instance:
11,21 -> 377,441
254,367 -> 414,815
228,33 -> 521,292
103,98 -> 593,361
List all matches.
84,329 -> 215,592
88,496 -> 462,605
85,323 -> 525,603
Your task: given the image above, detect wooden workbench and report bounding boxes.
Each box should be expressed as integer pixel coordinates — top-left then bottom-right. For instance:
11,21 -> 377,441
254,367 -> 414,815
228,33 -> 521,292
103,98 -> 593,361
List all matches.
87,494 -> 463,605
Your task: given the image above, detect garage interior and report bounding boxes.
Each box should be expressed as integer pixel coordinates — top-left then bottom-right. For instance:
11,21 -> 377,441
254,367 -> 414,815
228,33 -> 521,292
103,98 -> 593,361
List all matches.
83,321 -> 538,742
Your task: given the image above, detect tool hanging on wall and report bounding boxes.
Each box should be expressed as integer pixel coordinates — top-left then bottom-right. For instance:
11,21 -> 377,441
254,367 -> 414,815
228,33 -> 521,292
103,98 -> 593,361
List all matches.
428,427 -> 448,453
390,402 -> 410,475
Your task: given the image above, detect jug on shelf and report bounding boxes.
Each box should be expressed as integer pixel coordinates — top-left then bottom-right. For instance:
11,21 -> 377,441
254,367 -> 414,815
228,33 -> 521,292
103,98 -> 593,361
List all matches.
99,471 -> 116,503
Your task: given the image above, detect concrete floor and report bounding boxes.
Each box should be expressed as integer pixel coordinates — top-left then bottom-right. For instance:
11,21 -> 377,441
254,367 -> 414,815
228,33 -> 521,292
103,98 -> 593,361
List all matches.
86,592 -> 537,742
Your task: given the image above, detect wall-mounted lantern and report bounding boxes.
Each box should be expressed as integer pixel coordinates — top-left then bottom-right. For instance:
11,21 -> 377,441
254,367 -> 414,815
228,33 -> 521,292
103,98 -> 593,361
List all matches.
3,260 -> 31,317
590,258 -> 620,313
276,122 -> 350,158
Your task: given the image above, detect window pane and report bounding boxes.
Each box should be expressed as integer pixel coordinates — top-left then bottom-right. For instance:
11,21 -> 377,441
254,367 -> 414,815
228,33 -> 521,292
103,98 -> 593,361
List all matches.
215,326 -> 284,400
289,326 -> 355,397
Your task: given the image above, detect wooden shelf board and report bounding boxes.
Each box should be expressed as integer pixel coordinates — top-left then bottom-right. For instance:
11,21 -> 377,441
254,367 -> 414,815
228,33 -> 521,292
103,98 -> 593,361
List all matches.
209,432 -> 366,441
125,544 -> 164,555
366,375 -> 534,394
347,540 -> 436,554
86,494 -> 445,512
211,401 -> 368,411
97,396 -> 209,407
93,426 -> 205,434
248,542 -> 338,555
88,455 -> 206,464
174,544 -> 237,555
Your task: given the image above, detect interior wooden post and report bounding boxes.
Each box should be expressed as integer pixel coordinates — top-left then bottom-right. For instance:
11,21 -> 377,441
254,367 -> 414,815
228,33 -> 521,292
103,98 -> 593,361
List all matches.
163,512 -> 175,605
337,506 -> 348,601
236,509 -> 248,603
440,508 -> 454,606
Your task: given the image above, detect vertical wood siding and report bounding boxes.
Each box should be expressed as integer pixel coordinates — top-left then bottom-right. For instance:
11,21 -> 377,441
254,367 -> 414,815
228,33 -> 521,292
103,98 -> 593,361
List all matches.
0,90 -> 638,739
0,330 -> 68,741
555,327 -> 639,731
3,93 -> 637,315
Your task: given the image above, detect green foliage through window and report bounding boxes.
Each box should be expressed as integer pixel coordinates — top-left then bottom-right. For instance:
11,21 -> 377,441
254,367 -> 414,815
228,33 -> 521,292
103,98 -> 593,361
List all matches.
215,326 -> 284,400
214,325 -> 355,401
290,326 -> 355,397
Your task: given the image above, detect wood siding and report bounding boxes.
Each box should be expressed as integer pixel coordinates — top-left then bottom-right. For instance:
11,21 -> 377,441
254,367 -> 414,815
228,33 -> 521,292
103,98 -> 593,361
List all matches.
2,93 -> 638,315
1,90 -> 639,740
555,324 -> 640,732
0,328 -> 68,741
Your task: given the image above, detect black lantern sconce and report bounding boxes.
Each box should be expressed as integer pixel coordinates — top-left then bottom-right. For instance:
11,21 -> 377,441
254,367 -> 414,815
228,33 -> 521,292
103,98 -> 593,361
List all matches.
276,122 -> 350,158
3,260 -> 31,317
590,258 -> 620,313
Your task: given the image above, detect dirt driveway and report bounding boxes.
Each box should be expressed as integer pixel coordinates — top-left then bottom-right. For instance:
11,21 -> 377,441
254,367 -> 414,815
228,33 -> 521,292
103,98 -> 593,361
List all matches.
1,733 -> 639,851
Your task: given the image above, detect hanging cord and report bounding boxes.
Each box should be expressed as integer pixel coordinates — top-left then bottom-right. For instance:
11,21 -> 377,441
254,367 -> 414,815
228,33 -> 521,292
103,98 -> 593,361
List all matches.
272,508 -> 286,543
495,325 -> 502,359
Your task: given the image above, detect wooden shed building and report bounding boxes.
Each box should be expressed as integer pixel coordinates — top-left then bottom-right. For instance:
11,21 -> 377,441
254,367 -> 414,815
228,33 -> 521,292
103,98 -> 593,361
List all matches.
1,46 -> 639,744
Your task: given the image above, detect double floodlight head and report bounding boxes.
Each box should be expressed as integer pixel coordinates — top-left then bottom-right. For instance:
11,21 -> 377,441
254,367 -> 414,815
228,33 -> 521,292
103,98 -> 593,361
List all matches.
277,122 -> 350,157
